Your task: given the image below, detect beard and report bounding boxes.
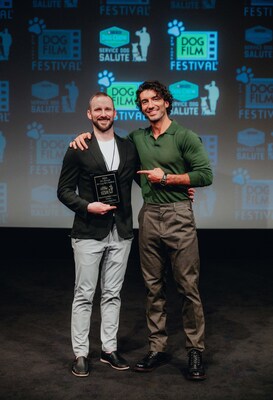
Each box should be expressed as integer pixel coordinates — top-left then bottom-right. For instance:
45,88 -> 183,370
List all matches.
92,118 -> 114,132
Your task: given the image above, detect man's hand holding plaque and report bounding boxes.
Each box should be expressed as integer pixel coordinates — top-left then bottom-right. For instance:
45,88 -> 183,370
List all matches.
91,170 -> 120,206
87,201 -> 117,215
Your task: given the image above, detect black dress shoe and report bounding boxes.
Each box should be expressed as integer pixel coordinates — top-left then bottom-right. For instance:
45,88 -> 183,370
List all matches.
187,349 -> 206,381
134,351 -> 168,372
72,356 -> 89,377
100,351 -> 129,370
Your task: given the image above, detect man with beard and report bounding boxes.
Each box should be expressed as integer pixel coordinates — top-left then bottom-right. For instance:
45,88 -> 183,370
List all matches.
70,81 -> 212,381
57,92 -> 140,377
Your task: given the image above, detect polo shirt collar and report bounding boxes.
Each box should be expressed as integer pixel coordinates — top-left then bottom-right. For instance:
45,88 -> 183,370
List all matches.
145,119 -> 177,137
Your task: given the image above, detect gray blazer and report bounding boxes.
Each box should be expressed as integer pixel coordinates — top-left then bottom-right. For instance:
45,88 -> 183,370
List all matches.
57,134 -> 139,240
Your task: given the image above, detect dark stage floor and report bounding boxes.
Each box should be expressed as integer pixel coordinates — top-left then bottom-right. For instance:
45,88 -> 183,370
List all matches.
1,229 -> 272,400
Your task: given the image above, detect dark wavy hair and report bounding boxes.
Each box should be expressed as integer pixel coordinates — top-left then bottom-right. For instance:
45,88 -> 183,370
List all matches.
135,80 -> 173,115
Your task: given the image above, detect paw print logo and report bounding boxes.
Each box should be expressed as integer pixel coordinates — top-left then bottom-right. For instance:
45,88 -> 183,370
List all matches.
98,70 -> 115,88
232,168 -> 250,185
28,17 -> 46,35
236,66 -> 254,84
26,122 -> 45,140
167,20 -> 185,37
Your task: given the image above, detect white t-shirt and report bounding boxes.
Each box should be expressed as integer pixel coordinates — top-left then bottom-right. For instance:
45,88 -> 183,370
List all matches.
97,138 -> 120,171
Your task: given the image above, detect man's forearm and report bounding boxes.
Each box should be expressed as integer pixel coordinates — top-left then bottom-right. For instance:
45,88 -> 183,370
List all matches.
165,173 -> 191,186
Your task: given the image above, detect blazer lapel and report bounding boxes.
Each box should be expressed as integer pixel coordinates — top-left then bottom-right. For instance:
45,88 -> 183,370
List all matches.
115,134 -> 127,173
88,134 -> 108,172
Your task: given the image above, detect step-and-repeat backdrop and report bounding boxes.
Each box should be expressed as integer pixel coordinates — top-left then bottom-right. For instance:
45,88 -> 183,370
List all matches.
0,0 -> 272,228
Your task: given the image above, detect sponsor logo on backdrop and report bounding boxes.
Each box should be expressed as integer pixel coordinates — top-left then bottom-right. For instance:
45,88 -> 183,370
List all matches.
193,133 -> 218,219
194,134 -> 217,219
268,132 -> 273,159
199,134 -> 218,167
232,168 -> 273,221
28,18 -> 82,71
169,79 -> 220,117
99,25 -> 151,62
0,28 -> 12,60
100,0 -> 150,16
194,186 -> 216,218
97,70 -> 146,121
236,66 -> 273,119
244,0 -> 273,17
0,0 -> 12,7
0,130 -> 6,162
0,81 -> 10,122
32,0 -> 78,8
30,184 -> 72,217
0,182 -> 7,223
244,25 -> 273,58
170,0 -> 216,10
0,0 -> 13,20
236,128 -> 266,160
168,20 -> 218,71
26,122 -> 75,175
31,80 -> 79,113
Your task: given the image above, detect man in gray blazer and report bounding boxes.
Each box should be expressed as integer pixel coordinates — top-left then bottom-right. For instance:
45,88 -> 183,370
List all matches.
57,92 -> 139,377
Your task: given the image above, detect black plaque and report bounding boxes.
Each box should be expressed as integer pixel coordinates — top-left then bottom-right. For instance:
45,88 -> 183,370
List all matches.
92,171 -> 120,205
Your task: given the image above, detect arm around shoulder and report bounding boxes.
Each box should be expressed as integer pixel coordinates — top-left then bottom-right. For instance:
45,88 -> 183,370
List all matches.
69,132 -> 91,150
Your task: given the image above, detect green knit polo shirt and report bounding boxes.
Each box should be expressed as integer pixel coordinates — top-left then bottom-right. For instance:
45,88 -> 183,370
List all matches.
128,119 -> 213,204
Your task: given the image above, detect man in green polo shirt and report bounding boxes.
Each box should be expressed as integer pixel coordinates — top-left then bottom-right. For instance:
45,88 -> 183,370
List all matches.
71,80 -> 213,380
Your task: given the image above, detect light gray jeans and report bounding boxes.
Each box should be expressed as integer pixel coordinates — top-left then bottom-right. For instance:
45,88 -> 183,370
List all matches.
71,225 -> 132,358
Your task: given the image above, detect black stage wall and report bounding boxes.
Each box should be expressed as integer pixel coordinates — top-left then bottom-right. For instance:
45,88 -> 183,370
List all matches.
1,228 -> 272,261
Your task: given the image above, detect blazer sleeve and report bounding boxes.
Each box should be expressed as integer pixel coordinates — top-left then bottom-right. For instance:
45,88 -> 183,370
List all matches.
57,148 -> 89,219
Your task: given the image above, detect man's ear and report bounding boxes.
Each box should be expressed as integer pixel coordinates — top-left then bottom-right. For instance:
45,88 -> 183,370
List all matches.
87,109 -> 92,121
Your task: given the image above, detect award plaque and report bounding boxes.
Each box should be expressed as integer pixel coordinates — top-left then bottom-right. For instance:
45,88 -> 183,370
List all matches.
91,171 -> 120,205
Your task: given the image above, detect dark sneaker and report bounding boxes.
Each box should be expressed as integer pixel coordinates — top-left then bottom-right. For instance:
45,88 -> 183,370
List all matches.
72,356 -> 89,377
134,351 -> 168,372
187,349 -> 206,381
100,351 -> 129,370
